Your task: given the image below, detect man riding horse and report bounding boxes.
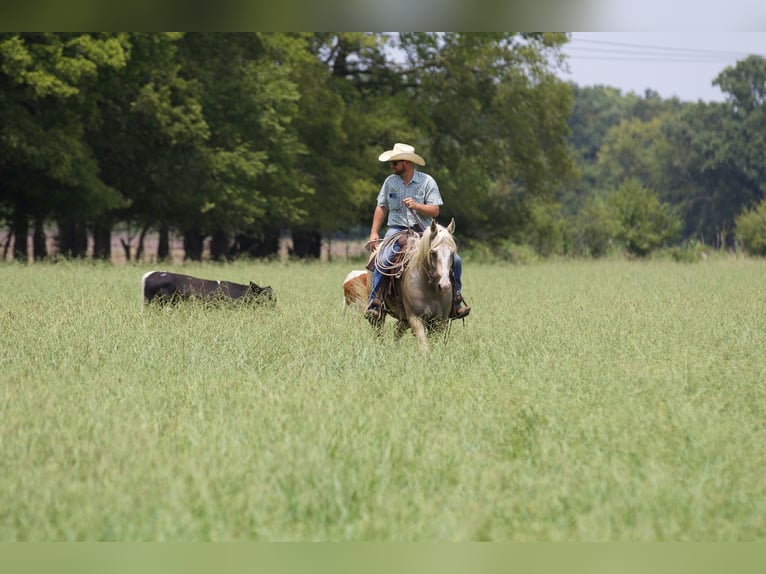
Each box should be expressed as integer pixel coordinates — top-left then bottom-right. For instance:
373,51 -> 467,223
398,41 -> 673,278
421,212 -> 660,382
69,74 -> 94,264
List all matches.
365,142 -> 471,323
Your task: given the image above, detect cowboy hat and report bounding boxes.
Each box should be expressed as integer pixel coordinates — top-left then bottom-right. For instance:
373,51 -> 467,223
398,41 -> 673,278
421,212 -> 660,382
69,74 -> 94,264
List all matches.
378,142 -> 426,166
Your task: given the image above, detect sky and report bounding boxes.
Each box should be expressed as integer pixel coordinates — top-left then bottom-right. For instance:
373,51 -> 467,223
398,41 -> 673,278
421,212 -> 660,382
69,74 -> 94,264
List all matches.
560,32 -> 766,103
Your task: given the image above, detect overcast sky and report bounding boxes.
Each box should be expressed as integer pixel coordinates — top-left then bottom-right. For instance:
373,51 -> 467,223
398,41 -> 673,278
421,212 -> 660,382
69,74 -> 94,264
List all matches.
560,32 -> 766,102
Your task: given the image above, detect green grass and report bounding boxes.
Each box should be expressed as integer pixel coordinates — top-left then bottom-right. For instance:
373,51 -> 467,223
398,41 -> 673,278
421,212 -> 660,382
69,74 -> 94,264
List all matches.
1,257 -> 765,540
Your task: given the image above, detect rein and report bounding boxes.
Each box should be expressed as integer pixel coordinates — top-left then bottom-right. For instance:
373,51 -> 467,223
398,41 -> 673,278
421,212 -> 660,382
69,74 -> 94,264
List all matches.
406,205 -> 425,234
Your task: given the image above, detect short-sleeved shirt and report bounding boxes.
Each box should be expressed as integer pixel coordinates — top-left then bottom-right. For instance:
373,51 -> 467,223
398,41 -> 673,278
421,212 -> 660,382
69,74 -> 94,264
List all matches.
376,170 -> 443,230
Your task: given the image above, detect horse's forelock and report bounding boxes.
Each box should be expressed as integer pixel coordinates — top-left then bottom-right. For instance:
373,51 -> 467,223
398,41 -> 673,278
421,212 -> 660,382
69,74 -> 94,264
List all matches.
412,224 -> 455,267
431,224 -> 456,253
437,225 -> 456,250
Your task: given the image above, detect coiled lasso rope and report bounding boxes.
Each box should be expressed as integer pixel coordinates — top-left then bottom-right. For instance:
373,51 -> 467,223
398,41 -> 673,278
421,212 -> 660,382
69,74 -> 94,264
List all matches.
374,231 -> 420,277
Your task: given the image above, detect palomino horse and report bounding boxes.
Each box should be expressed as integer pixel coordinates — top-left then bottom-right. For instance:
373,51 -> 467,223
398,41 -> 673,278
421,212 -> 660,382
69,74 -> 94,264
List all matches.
367,218 -> 457,350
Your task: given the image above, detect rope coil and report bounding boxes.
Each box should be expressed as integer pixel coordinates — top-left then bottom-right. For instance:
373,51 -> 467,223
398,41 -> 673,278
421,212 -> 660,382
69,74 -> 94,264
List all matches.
374,231 -> 419,277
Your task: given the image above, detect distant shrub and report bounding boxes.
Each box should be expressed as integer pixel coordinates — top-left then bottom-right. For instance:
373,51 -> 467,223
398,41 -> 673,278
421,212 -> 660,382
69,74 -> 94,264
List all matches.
525,200 -> 566,257
609,179 -> 682,257
495,240 -> 539,264
669,239 -> 708,263
461,242 -> 496,264
735,200 -> 766,256
575,196 -> 621,257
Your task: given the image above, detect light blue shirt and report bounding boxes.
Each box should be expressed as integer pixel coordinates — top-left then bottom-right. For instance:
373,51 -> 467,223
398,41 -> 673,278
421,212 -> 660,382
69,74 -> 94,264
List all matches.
376,170 -> 443,229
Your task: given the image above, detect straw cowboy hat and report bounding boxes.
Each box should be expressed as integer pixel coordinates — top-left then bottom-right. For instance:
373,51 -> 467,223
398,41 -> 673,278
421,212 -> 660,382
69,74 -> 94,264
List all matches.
378,142 -> 426,166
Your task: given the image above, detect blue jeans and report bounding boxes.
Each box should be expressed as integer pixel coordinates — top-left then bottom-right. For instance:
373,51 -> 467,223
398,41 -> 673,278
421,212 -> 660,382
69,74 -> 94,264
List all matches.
368,227 -> 463,303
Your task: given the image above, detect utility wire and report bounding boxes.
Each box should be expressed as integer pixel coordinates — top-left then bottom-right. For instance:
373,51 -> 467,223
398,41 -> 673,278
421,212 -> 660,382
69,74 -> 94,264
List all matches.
571,38 -> 756,57
565,38 -> 764,63
565,51 -> 736,63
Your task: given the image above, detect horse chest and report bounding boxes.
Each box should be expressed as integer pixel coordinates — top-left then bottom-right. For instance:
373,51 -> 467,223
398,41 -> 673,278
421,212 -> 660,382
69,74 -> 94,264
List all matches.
401,270 -> 451,317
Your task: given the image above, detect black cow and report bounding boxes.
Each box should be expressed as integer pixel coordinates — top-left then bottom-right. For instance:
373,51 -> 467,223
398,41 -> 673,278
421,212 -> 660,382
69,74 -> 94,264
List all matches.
142,271 -> 274,305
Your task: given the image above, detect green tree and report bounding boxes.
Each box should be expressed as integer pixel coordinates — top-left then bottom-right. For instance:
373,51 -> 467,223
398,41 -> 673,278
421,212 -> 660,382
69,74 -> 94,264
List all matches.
89,33 -> 315,261
396,32 -> 575,244
656,56 -> 766,248
289,32 -> 401,258
83,33 -> 181,260
524,199 -> 567,257
714,55 -> 766,207
735,199 -> 766,256
0,33 -> 127,260
568,84 -> 631,165
596,116 -> 673,193
609,179 -> 681,257
659,102 -> 743,246
174,33 -> 313,260
564,85 -> 684,216
715,54 -> 766,112
572,195 -> 621,257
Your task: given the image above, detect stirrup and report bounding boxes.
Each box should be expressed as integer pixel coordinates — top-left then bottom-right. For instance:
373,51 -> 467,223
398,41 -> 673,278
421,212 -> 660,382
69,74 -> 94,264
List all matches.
452,294 -> 471,319
365,298 -> 383,323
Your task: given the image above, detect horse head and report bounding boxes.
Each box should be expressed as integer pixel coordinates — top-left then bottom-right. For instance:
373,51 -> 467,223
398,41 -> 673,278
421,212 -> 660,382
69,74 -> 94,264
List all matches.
424,218 -> 456,293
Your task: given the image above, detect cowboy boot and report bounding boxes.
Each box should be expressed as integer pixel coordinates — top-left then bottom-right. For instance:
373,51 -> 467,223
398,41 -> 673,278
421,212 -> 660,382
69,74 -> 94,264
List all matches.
365,296 -> 383,323
452,292 -> 471,319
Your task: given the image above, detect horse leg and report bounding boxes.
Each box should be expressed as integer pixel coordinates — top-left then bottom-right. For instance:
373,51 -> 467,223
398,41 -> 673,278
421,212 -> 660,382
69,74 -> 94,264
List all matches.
371,313 -> 385,335
408,316 -> 429,351
395,319 -> 409,339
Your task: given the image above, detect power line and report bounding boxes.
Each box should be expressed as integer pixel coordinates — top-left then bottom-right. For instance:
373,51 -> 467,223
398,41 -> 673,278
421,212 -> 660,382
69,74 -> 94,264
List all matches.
564,38 -> 764,64
571,38 -> 756,57
564,51 -> 736,64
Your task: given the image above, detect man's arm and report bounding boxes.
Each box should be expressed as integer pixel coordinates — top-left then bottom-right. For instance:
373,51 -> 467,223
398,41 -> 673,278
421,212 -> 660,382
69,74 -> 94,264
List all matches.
402,197 -> 439,218
369,205 -> 388,246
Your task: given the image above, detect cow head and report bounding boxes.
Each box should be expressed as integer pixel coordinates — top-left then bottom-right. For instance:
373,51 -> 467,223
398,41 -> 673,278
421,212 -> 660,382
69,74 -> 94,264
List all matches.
248,282 -> 275,305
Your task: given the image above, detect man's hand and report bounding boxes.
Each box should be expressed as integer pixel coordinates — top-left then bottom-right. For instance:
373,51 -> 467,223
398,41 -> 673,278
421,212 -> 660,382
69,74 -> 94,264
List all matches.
365,232 -> 380,251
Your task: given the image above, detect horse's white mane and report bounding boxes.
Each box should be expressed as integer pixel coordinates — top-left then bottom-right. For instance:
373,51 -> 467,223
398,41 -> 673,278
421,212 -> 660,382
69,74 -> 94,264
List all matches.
411,223 -> 456,268
374,222 -> 456,276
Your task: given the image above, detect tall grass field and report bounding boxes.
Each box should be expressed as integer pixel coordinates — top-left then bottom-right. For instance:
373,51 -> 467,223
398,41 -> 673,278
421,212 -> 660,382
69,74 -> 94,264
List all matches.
1,257 -> 765,541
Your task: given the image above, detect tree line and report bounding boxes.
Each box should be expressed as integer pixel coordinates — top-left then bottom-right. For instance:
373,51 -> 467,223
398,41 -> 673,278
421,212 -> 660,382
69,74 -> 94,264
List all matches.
566,60 -> 766,258
2,32 -> 766,263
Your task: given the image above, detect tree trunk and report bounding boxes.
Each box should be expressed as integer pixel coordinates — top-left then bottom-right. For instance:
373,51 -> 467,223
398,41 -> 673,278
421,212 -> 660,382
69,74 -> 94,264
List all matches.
2,232 -> 11,261
33,216 -> 47,261
93,221 -> 112,261
135,223 -> 150,262
234,226 -> 280,258
291,228 -> 322,259
157,222 -> 170,262
183,229 -> 205,261
120,237 -> 132,262
210,229 -> 231,261
13,212 -> 29,263
57,219 -> 88,258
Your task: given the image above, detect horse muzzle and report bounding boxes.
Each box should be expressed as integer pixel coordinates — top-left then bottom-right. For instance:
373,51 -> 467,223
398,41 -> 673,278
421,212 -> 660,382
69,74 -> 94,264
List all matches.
437,277 -> 452,292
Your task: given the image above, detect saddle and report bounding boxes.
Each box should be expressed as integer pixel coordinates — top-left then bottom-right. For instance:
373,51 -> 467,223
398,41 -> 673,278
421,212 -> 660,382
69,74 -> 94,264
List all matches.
365,229 -> 420,318
365,230 -> 417,277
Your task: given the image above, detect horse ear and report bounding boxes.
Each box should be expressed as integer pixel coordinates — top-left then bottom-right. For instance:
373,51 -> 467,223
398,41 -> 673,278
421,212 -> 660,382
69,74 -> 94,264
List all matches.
429,219 -> 438,235
447,218 -> 455,234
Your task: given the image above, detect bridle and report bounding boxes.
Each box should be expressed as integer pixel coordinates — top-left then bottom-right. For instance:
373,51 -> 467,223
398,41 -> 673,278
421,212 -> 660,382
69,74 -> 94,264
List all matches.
425,243 -> 454,286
